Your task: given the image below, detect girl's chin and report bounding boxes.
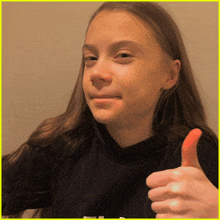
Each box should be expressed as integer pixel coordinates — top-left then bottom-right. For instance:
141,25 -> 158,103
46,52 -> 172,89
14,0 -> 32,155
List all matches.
89,105 -> 125,126
92,112 -> 120,126
93,116 -> 115,125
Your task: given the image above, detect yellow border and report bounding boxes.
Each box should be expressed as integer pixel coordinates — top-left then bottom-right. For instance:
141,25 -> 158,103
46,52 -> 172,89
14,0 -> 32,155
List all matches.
0,0 -> 2,219
218,1 -> 220,219
0,0 -> 219,1
1,1 -> 219,220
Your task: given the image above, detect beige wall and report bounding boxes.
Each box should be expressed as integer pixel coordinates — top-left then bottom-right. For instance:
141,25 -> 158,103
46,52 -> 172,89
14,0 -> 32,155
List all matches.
2,2 -> 218,155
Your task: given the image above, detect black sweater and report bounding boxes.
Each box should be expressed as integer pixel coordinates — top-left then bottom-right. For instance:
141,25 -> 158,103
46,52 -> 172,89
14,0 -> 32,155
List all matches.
2,122 -> 218,218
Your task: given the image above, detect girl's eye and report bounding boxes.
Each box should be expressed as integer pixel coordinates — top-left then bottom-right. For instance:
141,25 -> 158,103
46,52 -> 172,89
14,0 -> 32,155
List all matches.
115,53 -> 133,64
84,56 -> 97,61
84,56 -> 97,67
118,53 -> 131,58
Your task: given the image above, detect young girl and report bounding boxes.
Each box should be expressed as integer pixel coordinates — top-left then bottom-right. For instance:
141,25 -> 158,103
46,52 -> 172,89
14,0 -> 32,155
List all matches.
3,2 -> 218,218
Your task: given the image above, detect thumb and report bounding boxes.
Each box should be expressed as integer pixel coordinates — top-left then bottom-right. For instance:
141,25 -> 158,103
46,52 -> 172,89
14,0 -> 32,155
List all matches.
181,128 -> 202,168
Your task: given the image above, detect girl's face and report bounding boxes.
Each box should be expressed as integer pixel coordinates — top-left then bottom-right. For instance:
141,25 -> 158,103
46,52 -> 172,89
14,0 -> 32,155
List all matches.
83,10 -> 175,130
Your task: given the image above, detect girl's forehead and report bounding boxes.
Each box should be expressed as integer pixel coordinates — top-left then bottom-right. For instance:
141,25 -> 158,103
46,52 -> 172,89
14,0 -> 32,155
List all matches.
85,10 -> 158,48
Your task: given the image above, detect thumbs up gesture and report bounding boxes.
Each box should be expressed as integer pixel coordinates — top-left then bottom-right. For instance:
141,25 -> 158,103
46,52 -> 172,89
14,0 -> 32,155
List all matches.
146,129 -> 218,218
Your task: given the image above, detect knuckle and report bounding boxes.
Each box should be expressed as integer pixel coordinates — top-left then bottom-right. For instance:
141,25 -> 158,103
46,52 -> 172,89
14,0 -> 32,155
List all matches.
168,199 -> 184,213
168,182 -> 185,196
170,169 -> 184,181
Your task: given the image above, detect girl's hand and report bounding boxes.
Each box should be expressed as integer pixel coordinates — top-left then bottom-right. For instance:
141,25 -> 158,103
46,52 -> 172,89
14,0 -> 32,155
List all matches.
146,129 -> 218,218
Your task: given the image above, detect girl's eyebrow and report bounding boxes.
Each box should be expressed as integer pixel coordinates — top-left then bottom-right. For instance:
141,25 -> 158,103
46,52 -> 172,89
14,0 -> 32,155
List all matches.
112,40 -> 143,48
110,40 -> 144,54
82,40 -> 144,54
82,44 -> 98,54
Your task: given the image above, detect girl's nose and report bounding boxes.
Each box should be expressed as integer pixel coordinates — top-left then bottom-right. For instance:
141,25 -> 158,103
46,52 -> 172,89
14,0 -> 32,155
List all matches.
90,59 -> 112,84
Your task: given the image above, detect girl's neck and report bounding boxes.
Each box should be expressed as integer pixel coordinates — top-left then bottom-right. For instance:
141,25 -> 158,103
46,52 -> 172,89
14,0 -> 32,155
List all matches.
106,117 -> 153,148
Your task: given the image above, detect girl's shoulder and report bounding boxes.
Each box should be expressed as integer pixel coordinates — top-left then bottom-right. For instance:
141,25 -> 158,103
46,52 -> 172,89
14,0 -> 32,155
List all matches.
2,143 -> 53,215
2,136 -> 71,216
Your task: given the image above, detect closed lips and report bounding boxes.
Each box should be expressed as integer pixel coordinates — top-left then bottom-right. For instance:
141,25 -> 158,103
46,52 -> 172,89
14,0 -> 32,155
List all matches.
94,95 -> 120,98
92,95 -> 122,99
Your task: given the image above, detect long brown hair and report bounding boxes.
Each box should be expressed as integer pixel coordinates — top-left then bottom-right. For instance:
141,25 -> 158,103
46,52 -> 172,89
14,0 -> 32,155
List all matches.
14,2 -> 218,152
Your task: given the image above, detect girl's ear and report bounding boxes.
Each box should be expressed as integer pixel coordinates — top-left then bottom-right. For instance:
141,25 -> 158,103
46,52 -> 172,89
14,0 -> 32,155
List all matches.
162,59 -> 181,90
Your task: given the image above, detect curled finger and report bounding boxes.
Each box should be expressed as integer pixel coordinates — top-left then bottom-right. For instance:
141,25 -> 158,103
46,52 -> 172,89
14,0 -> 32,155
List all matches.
151,201 -> 169,214
148,182 -> 185,202
148,186 -> 169,202
152,199 -> 189,214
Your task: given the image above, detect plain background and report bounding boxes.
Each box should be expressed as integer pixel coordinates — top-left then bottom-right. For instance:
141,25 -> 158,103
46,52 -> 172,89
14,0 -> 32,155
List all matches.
2,2 -> 218,155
